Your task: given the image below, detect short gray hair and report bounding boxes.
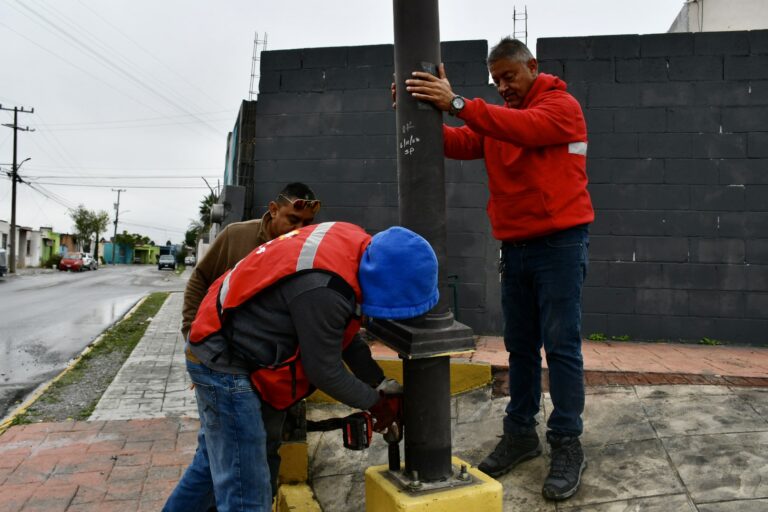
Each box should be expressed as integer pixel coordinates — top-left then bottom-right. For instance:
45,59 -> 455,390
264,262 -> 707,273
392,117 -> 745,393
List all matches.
488,37 -> 534,65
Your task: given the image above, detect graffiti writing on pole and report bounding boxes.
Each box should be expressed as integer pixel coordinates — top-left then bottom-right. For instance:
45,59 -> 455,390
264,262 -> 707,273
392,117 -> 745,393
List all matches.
400,122 -> 420,156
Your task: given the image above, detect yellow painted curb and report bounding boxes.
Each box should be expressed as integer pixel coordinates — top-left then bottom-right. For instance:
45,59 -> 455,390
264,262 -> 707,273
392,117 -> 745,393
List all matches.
278,442 -> 308,484
307,359 -> 492,404
274,483 -> 322,512
0,295 -> 152,435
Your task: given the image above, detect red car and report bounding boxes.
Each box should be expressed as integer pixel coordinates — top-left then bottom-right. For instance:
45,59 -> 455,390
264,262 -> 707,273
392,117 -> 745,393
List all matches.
58,252 -> 86,272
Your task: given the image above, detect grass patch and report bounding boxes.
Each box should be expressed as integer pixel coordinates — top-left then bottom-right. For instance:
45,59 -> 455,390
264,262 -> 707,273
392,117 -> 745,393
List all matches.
587,332 -> 607,341
12,292 -> 170,424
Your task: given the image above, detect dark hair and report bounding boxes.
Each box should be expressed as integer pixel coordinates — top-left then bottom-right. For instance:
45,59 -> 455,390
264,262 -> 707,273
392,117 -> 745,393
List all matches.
488,37 -> 534,65
279,182 -> 317,201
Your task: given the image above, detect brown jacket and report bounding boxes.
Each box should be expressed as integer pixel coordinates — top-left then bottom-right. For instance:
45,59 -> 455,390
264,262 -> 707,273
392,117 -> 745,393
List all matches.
181,212 -> 272,339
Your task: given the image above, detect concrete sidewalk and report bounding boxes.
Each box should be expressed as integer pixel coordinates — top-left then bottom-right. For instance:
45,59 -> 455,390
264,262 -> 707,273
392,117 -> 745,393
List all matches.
0,291 -> 767,511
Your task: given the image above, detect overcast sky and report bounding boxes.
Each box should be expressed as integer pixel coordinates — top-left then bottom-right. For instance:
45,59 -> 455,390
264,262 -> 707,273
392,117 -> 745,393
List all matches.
0,0 -> 684,245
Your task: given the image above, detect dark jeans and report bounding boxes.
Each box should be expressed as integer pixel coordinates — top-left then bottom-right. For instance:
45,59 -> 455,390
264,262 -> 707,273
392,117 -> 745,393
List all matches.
500,225 -> 589,438
163,362 -> 285,512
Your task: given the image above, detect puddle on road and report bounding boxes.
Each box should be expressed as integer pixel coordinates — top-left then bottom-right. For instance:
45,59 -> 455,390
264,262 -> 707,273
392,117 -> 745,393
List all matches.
0,294 -> 142,393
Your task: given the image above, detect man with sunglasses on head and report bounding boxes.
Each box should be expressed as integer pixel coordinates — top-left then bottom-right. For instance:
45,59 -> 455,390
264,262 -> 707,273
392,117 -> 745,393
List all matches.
182,182 -> 321,340
180,181 -> 320,503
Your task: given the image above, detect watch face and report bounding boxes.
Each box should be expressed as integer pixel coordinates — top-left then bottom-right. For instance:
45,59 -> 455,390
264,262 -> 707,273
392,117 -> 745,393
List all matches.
452,96 -> 465,110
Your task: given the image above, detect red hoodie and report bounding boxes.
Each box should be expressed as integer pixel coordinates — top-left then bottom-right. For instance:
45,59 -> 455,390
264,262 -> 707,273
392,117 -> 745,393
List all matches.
444,73 -> 594,242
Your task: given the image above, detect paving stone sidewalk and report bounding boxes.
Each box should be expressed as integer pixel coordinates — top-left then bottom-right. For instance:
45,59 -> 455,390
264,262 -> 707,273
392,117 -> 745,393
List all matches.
1,291 -> 767,511
89,293 -> 197,422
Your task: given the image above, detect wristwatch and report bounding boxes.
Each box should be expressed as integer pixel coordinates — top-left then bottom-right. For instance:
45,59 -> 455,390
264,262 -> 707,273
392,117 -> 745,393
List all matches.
448,95 -> 465,116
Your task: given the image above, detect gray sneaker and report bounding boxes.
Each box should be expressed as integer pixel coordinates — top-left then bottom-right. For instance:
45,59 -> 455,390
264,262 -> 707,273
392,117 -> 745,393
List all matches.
477,430 -> 542,478
542,435 -> 587,500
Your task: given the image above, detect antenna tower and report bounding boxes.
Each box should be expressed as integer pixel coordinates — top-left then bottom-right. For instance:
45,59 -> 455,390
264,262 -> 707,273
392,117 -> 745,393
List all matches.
513,6 -> 528,45
249,32 -> 269,100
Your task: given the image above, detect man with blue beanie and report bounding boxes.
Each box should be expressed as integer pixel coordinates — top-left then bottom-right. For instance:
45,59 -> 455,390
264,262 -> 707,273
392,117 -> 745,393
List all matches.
164,222 -> 438,512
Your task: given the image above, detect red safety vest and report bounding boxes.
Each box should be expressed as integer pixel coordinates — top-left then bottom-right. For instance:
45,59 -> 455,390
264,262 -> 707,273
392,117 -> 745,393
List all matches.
189,222 -> 371,410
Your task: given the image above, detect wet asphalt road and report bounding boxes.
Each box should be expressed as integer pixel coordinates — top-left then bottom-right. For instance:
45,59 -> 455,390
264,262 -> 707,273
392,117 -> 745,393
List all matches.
0,265 -> 186,420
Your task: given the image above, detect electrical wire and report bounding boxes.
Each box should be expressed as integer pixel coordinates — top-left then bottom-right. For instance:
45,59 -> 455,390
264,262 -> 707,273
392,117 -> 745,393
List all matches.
11,0 -> 222,137
28,0 -> 215,117
41,116 -> 232,132
29,181 -> 209,189
75,0 -> 229,111
24,164 -> 220,171
121,220 -> 186,234
0,19 -> 170,118
24,175 -> 219,179
39,110 -> 231,127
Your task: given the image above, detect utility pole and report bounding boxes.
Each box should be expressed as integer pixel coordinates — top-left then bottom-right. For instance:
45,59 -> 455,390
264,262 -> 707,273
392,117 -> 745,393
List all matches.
1,105 -> 35,274
111,188 -> 126,264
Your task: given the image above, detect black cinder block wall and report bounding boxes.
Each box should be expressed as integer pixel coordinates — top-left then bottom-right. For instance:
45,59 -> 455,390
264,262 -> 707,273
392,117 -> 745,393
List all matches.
244,31 -> 768,345
251,41 -> 503,333
539,30 -> 768,345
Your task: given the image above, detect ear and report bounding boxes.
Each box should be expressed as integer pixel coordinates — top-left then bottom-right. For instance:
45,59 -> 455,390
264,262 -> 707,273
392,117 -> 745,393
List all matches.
268,201 -> 278,218
527,58 -> 538,75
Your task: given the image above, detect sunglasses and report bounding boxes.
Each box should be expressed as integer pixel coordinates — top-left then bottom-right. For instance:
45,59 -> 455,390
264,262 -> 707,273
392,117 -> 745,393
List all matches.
278,194 -> 321,213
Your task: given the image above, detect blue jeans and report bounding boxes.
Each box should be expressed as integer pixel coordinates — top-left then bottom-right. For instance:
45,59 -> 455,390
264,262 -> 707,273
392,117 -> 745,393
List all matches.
500,225 -> 589,438
163,362 -> 273,512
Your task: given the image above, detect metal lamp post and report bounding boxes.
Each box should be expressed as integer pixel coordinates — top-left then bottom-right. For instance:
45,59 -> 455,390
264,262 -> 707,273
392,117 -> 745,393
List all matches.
366,0 -> 475,488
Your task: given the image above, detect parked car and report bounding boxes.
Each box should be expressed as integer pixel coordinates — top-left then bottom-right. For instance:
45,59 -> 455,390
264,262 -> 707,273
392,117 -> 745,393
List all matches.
158,254 -> 176,271
59,252 -> 88,272
184,255 -> 196,266
0,247 -> 7,277
81,252 -> 98,270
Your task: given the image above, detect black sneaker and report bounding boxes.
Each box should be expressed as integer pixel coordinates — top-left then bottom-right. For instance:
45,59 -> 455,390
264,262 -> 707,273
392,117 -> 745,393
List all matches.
477,430 -> 542,477
542,434 -> 587,500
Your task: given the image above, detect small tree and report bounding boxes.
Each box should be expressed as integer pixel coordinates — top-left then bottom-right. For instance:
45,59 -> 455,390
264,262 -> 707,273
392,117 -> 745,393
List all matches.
70,205 -> 93,252
70,206 -> 112,263
184,227 -> 197,247
92,210 -> 110,265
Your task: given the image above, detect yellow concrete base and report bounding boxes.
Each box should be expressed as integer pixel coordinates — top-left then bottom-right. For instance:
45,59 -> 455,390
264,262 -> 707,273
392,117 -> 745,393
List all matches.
365,457 -> 502,512
278,442 -> 308,483
274,483 -> 322,512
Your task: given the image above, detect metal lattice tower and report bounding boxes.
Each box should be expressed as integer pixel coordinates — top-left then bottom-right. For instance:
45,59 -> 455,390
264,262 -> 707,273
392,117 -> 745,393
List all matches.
513,5 -> 528,45
249,32 -> 268,100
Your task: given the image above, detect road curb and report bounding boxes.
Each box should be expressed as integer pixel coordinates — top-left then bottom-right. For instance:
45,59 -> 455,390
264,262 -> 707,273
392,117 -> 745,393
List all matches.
0,295 -> 149,434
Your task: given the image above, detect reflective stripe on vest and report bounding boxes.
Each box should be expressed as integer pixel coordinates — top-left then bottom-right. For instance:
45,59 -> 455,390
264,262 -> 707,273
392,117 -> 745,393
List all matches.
189,221 -> 369,346
297,221 -> 335,271
218,221 -> 337,309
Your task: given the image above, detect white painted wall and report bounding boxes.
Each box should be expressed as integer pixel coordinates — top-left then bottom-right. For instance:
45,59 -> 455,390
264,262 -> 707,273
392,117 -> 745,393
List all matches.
670,0 -> 768,32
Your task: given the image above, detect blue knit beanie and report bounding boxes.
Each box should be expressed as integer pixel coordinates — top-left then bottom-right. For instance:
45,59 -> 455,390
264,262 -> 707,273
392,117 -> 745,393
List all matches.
359,227 -> 439,320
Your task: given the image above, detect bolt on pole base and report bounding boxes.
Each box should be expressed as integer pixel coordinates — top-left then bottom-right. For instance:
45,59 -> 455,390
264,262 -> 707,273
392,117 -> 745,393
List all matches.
365,457 -> 502,512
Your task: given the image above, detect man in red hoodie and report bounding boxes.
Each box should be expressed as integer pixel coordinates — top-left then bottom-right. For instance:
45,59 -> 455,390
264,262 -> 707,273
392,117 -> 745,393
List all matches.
403,37 -> 594,501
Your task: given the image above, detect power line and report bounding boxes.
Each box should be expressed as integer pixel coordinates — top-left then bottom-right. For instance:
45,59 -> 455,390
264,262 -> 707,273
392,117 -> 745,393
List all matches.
121,220 -> 186,235
6,2 -> 221,137
22,174 -> 220,179
0,19 -> 169,117
26,181 -> 208,189
29,0 -> 216,117
39,110 -> 231,127
22,164 -> 220,171
74,0 -> 228,111
40,116 -> 231,132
